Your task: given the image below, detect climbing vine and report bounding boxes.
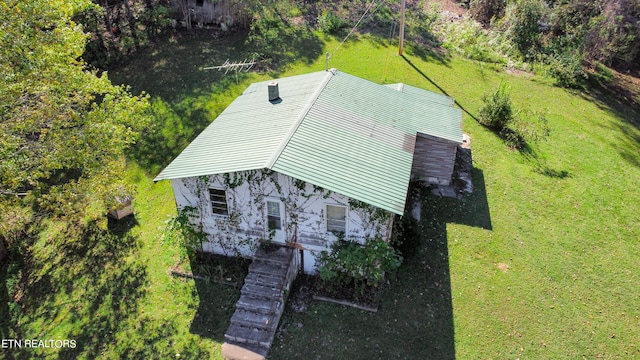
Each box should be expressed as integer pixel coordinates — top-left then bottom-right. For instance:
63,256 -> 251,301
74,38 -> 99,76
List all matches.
163,206 -> 207,262
223,172 -> 244,189
348,199 -> 391,223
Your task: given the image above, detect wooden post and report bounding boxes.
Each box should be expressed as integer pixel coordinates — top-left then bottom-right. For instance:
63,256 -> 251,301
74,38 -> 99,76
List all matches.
398,0 -> 406,56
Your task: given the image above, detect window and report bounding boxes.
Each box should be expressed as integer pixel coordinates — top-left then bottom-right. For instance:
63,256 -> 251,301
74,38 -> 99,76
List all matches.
209,189 -> 228,215
326,205 -> 346,235
266,201 -> 282,230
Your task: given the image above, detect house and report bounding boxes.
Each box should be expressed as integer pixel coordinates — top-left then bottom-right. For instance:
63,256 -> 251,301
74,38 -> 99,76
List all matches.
154,69 -> 462,274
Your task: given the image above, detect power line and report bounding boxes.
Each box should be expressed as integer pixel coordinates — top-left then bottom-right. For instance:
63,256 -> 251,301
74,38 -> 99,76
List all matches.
329,0 -> 383,59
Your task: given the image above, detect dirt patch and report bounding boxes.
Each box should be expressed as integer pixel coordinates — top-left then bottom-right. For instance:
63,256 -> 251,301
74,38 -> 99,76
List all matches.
497,263 -> 509,272
506,67 -> 534,77
428,0 -> 468,17
290,274 -> 383,311
171,251 -> 250,286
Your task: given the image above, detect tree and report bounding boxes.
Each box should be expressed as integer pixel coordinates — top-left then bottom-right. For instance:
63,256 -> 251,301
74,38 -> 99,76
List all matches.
0,0 -> 151,248
505,0 -> 547,59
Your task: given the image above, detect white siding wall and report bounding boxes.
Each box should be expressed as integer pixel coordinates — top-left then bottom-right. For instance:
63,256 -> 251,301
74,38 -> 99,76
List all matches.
171,169 -> 394,274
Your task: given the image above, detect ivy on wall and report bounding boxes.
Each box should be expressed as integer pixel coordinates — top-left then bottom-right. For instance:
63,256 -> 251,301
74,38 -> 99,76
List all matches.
175,169 -> 394,256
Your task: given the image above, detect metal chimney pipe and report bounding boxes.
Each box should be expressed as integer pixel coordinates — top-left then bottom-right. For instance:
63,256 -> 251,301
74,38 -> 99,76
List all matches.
268,81 -> 280,101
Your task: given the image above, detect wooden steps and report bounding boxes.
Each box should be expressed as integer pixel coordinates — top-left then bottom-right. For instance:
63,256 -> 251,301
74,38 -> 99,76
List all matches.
222,245 -> 298,360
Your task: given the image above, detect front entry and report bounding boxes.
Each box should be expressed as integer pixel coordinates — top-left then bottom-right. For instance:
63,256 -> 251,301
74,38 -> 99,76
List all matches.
266,199 -> 286,244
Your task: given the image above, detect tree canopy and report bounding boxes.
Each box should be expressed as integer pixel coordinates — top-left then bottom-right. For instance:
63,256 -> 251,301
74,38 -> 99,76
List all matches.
0,0 -> 151,246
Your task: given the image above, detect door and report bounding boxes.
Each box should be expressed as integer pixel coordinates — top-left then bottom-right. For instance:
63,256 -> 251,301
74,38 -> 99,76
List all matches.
266,199 -> 285,244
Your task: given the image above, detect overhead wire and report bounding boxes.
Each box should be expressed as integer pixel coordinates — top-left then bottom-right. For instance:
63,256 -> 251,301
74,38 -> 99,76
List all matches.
329,0 -> 387,59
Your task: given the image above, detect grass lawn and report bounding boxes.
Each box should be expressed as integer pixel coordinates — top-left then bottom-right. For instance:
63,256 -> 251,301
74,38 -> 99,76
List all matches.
2,30 -> 639,359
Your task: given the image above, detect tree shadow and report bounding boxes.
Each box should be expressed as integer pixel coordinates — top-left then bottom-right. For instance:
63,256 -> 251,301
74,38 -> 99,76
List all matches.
110,28 -> 323,176
186,253 -> 248,343
2,221 -> 149,359
580,71 -> 640,167
519,145 -> 572,179
109,32 -> 258,175
188,278 -> 240,343
401,55 -> 477,122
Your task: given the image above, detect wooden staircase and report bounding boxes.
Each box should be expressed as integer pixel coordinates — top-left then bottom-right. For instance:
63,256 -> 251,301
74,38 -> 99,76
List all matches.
222,245 -> 298,360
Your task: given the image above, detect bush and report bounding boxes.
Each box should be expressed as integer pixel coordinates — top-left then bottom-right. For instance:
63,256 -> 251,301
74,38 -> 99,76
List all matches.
478,82 -> 513,130
504,0 -> 546,59
317,9 -> 343,34
543,48 -> 587,88
439,19 -> 505,63
163,206 -> 206,262
316,237 -> 402,296
505,108 -> 550,148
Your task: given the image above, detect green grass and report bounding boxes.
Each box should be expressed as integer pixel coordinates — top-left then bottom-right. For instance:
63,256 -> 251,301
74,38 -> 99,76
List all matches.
2,31 -> 639,359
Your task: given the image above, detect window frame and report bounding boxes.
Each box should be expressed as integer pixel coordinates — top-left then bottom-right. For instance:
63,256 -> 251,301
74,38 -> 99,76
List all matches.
209,188 -> 229,216
326,204 -> 347,236
266,200 -> 282,231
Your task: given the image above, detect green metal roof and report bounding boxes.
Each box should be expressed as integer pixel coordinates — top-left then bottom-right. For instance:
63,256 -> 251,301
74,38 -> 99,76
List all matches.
155,69 -> 463,215
384,83 -> 455,107
153,71 -> 330,180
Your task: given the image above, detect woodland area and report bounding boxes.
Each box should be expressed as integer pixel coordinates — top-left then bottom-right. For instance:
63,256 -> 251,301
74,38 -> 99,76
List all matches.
1,0 -> 637,249
77,1 -> 640,77
1,0 -> 639,358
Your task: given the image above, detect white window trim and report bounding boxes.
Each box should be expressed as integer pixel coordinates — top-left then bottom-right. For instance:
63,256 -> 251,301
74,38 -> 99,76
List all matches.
326,204 -> 348,237
266,198 -> 283,231
209,188 -> 229,217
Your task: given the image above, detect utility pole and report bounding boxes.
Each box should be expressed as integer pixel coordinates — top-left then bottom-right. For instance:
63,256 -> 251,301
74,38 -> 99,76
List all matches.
398,0 -> 406,55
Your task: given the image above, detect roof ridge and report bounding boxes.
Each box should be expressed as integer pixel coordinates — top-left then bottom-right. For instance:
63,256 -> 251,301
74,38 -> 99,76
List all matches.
264,68 -> 337,169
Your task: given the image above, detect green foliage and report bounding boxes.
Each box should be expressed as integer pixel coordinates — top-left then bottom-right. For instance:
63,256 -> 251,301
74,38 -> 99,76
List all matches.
0,0 -> 151,250
77,1 -> 173,69
479,83 -> 550,148
504,0 -> 546,59
543,47 -> 587,88
348,199 -> 391,223
585,1 -> 640,70
137,5 -> 173,39
478,82 -> 513,130
317,237 -> 402,296
590,62 -> 615,85
164,206 -> 206,261
504,107 -> 551,148
438,18 -> 506,63
317,9 -> 343,35
245,5 -> 322,68
223,172 -> 244,189
405,1 -> 441,47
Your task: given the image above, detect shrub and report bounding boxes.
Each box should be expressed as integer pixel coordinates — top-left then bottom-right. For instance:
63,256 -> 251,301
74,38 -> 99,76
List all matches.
317,9 -> 343,35
316,237 -> 402,296
543,48 -> 587,88
504,0 -> 546,59
478,82 -> 513,130
163,206 -> 206,262
505,108 -> 550,148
